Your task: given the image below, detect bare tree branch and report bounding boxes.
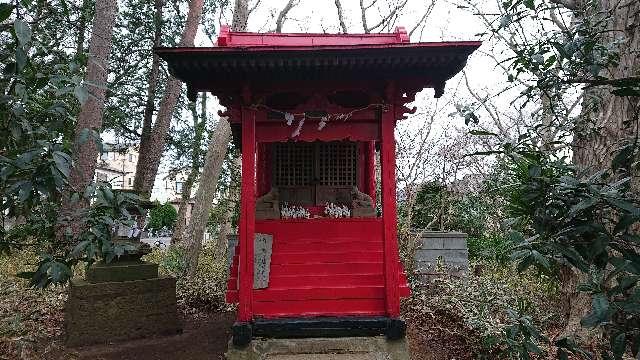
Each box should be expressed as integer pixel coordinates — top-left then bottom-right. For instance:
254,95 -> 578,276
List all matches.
550,0 -> 579,11
275,0 -> 299,33
360,0 -> 409,33
463,71 -> 508,137
359,0 -> 369,33
549,6 -> 569,32
248,0 -> 262,16
409,0 -> 437,38
334,0 -> 348,33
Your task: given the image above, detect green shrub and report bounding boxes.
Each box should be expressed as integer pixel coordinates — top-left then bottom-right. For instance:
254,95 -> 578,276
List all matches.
145,245 -> 188,277
144,245 -> 231,312
405,260 -> 561,357
147,202 -> 178,231
467,234 -> 514,265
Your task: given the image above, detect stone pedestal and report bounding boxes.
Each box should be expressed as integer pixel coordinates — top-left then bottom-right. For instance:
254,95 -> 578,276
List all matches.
414,231 -> 468,285
226,336 -> 410,360
65,261 -> 181,347
85,260 -> 159,283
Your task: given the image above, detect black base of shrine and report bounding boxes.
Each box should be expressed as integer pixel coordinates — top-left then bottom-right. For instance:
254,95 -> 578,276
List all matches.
252,316 -> 406,339
232,322 -> 253,347
232,317 -> 406,348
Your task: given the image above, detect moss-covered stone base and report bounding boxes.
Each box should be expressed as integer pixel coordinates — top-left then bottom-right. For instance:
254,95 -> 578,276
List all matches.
225,336 -> 410,360
86,261 -> 158,283
65,277 -> 181,347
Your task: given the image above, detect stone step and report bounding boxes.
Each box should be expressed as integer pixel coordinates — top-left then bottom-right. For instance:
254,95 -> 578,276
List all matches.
225,336 -> 410,360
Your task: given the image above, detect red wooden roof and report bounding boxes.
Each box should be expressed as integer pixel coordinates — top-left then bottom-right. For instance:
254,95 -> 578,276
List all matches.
216,25 -> 410,46
155,27 -> 481,101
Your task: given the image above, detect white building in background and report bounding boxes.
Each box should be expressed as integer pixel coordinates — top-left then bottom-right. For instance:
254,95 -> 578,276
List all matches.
155,171 -> 191,203
94,143 -> 197,229
95,143 -> 192,200
95,143 -> 138,190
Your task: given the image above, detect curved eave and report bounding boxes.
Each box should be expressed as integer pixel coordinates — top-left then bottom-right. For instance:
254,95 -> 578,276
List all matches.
155,42 -> 481,99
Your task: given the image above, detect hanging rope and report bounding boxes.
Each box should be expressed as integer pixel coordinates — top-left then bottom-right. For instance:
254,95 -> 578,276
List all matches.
252,103 -> 389,137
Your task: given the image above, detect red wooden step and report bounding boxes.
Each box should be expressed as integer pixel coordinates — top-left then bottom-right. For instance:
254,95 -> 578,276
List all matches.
269,273 -> 384,287
273,241 -> 382,253
270,251 -> 383,265
227,273 -> 385,291
230,262 -> 383,279
253,298 -> 386,318
276,236 -> 381,245
255,286 -> 384,301
227,285 -> 409,303
227,286 -> 383,303
227,266 -> 409,290
269,262 -> 383,276
232,260 -> 383,275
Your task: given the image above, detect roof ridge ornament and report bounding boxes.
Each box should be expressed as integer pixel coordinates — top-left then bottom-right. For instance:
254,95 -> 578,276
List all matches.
395,26 -> 409,43
217,25 -> 230,46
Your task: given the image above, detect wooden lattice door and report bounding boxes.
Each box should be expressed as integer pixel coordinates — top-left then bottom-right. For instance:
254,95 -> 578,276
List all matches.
273,141 -> 357,205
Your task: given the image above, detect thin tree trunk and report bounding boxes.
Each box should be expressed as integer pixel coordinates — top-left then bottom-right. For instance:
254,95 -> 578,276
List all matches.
215,210 -> 232,261
57,0 -> 118,244
173,93 -> 207,244
133,0 -> 204,197
134,0 -> 164,196
184,119 -> 232,276
74,0 -> 91,60
214,157 -> 241,260
182,0 -> 248,276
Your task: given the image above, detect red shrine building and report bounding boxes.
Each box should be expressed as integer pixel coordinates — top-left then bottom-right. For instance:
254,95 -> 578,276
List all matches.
157,26 -> 479,345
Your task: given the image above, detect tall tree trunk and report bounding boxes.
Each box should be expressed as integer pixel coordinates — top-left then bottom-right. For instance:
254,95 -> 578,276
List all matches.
214,157 -> 240,261
184,119 -> 232,276
134,0 -> 164,197
133,0 -> 204,197
57,0 -> 118,244
566,0 -> 640,342
215,212 -> 232,260
231,0 -> 249,32
173,93 -> 207,244
182,0 -> 248,276
573,0 -> 640,177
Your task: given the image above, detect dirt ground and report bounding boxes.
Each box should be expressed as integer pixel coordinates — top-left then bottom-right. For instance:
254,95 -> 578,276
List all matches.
2,309 -> 472,360
1,311 -> 235,360
65,312 -> 234,360
405,309 -> 481,360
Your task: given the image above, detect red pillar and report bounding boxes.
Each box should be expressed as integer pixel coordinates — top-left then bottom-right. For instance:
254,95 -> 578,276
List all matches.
238,106 -> 256,322
380,101 -> 400,317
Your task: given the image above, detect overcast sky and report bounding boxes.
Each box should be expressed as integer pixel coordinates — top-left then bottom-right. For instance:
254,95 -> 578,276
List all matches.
145,0 -> 521,200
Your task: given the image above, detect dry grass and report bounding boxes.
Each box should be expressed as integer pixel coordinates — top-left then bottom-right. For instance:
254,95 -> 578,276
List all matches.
0,251 -> 67,359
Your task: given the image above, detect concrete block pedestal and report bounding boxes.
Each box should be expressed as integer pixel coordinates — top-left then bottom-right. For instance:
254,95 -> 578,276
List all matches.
64,261 -> 181,347
225,336 -> 410,360
414,231 -> 469,284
